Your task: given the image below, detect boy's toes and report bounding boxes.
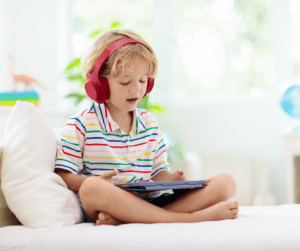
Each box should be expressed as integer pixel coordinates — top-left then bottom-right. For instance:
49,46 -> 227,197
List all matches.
99,212 -> 110,220
231,214 -> 237,219
230,206 -> 239,219
95,212 -> 122,226
231,208 -> 239,215
234,201 -> 239,208
95,212 -> 108,225
228,200 -> 239,209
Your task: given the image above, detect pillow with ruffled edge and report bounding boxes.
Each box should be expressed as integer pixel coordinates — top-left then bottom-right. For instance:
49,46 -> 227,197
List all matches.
1,101 -> 82,227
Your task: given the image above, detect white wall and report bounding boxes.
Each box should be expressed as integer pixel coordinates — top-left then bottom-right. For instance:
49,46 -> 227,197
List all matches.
1,0 -> 57,111
0,0 -> 73,114
0,0 -> 75,143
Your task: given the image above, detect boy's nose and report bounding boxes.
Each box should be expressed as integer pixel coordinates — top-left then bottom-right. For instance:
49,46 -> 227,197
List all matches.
130,81 -> 141,94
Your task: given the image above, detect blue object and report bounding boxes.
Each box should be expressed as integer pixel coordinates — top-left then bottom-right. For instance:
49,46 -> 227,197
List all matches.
280,84 -> 300,119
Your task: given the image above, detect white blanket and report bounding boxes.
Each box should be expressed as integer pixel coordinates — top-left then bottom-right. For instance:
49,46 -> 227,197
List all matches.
1,204 -> 300,251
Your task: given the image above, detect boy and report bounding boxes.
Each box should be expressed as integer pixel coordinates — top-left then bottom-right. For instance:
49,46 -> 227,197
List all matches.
55,30 -> 239,225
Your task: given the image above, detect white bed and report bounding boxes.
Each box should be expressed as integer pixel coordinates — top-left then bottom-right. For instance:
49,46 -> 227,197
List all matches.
1,204 -> 300,251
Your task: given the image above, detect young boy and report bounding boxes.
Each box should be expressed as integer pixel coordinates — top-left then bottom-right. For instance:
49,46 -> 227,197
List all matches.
55,29 -> 239,226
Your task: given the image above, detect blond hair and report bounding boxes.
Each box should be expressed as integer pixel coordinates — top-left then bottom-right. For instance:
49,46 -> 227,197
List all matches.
82,30 -> 158,80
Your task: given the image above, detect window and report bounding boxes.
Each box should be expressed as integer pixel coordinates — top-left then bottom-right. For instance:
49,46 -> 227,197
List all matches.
71,0 -> 155,58
70,0 -> 293,103
171,0 -> 274,99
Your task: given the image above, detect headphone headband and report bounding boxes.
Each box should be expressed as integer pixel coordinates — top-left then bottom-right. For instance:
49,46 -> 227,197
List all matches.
92,38 -> 142,77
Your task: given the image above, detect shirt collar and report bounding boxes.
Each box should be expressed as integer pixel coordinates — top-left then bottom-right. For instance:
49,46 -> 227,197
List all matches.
132,106 -> 147,135
93,102 -> 119,133
93,102 -> 146,135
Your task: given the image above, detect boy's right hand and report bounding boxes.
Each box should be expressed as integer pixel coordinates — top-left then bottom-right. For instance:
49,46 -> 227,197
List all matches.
99,169 -> 118,183
99,170 -> 138,195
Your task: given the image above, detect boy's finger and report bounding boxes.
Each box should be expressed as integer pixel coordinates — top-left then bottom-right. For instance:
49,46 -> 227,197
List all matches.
177,169 -> 184,175
101,169 -> 118,178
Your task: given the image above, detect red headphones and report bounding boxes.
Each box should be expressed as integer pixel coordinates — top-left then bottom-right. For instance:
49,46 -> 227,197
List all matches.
84,37 -> 155,104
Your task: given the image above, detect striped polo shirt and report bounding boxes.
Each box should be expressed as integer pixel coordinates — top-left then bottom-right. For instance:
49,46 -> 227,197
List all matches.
55,101 -> 171,192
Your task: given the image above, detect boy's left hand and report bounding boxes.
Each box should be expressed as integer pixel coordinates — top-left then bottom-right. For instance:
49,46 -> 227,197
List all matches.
169,169 -> 188,181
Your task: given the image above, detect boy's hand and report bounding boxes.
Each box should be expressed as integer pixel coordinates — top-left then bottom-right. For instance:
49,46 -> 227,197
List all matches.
99,170 -> 138,195
99,169 -> 118,183
170,169 -> 188,181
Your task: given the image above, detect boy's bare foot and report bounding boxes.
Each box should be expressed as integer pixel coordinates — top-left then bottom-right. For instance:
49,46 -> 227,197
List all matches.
193,200 -> 239,222
95,211 -> 123,226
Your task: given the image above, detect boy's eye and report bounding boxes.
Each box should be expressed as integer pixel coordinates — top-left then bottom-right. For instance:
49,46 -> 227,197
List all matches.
121,82 -> 130,85
140,80 -> 147,84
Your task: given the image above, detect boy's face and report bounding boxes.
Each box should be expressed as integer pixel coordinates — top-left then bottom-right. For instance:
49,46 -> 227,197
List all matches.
105,55 -> 149,115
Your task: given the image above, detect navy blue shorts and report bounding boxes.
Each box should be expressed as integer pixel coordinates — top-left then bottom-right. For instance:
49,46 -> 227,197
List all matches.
79,189 -> 189,223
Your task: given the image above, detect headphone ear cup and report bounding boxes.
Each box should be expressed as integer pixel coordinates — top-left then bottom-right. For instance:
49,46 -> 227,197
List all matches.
85,76 -> 110,104
143,78 -> 155,97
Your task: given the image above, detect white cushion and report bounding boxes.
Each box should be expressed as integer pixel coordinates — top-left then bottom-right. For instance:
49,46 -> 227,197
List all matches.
1,101 -> 82,227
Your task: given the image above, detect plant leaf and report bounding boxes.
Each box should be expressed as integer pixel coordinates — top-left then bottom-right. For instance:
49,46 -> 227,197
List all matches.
137,96 -> 150,110
65,58 -> 81,73
67,74 -> 85,84
110,21 -> 122,29
89,29 -> 105,38
149,104 -> 165,115
65,92 -> 87,105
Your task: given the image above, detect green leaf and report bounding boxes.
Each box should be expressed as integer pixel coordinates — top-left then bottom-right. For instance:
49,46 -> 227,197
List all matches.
89,29 -> 105,38
110,21 -> 122,30
138,96 -> 165,115
67,74 -> 85,84
65,93 -> 87,105
65,58 -> 81,73
148,104 -> 165,115
137,95 -> 149,110
89,22 -> 122,38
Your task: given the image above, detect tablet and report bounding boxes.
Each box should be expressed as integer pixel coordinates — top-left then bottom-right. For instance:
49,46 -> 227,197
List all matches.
115,180 -> 206,191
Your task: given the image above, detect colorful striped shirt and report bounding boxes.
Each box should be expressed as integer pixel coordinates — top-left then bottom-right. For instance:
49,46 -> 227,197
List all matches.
55,101 -> 171,197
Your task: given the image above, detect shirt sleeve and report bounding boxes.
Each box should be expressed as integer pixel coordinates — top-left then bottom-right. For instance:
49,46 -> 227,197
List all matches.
151,124 -> 171,179
55,114 -> 86,174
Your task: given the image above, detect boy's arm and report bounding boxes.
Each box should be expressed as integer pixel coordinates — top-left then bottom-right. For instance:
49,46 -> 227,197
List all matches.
150,116 -> 188,182
55,112 -> 87,188
151,169 -> 173,182
55,168 -> 88,193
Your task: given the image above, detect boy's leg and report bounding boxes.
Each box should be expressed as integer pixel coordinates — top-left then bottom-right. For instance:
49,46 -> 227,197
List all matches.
162,173 -> 238,213
95,173 -> 238,225
79,171 -> 238,224
79,175 -> 192,224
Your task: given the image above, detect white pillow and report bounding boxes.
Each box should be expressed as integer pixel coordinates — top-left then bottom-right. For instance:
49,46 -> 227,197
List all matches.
1,101 -> 82,227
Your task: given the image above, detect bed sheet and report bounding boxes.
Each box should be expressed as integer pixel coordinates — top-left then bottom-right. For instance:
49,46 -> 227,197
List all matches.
1,204 -> 300,251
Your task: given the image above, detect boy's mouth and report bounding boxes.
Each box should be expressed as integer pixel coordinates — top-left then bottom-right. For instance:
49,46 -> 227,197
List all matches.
127,98 -> 138,102
126,98 -> 139,104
